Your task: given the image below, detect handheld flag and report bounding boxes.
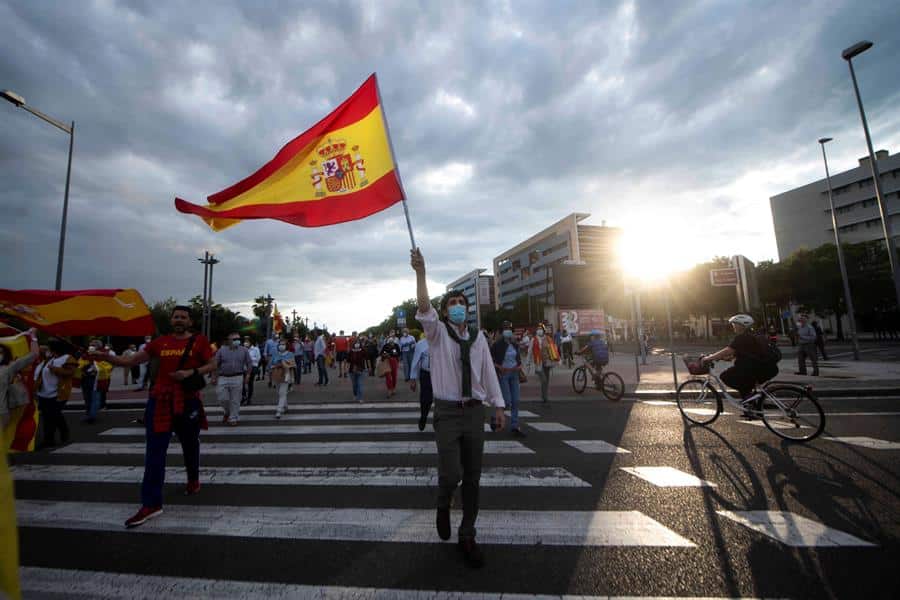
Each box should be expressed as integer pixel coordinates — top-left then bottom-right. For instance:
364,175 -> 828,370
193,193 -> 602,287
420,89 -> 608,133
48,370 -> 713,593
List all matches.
1,330 -> 38,454
273,304 -> 285,336
0,289 -> 154,337
175,74 -> 406,232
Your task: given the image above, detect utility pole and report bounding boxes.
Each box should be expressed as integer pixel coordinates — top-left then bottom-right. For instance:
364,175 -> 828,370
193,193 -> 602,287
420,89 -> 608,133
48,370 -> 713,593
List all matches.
206,255 -> 219,340
197,252 -> 219,338
291,309 -> 298,334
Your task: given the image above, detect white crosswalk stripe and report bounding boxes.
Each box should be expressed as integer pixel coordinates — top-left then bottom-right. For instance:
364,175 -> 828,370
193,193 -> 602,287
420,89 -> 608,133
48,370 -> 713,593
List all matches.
716,511 -> 877,547
100,424 -> 500,435
53,441 -> 535,455
564,440 -> 631,454
198,409 -> 540,421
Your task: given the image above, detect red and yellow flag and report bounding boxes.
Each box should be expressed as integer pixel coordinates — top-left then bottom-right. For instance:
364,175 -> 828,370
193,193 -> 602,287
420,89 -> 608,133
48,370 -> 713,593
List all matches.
1,330 -> 38,454
175,74 -> 405,231
273,304 -> 285,336
0,289 -> 154,337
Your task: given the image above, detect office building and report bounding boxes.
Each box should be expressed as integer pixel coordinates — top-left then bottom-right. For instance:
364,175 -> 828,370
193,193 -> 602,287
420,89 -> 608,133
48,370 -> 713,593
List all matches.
770,149 -> 900,260
446,269 -> 495,328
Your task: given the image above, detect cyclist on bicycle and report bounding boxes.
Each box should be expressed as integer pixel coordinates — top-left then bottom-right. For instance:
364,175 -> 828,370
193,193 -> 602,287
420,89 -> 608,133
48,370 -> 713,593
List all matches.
701,314 -> 778,417
578,329 -> 609,380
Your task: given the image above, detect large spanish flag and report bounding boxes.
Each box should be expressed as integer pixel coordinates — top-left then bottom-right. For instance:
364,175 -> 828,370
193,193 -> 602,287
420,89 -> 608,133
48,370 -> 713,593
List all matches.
175,74 -> 405,231
0,289 -> 155,337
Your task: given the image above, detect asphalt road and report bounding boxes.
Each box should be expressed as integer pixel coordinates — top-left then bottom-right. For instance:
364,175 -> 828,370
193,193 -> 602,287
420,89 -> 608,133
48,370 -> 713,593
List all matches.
11,388 -> 900,599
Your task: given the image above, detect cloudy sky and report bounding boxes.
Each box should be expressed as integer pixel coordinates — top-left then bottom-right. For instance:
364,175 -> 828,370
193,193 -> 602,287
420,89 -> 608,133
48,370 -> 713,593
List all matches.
2,0 -> 899,333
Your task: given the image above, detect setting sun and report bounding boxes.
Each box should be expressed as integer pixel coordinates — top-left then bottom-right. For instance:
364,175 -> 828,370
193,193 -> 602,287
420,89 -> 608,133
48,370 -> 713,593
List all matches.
617,221 -> 703,284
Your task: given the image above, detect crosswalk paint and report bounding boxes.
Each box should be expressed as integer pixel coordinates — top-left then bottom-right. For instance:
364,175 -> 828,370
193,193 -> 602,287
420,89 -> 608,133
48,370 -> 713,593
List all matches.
641,400 -> 676,406
527,422 -> 575,432
620,467 -> 716,487
11,464 -> 589,487
682,408 -> 732,416
716,511 -> 876,547
823,436 -> 900,450
564,440 -> 631,454
100,424 -> 500,436
20,567 -> 771,599
736,419 -> 808,430
208,402 -> 417,411
53,441 -> 534,455
15,500 -> 696,546
204,407 -> 541,418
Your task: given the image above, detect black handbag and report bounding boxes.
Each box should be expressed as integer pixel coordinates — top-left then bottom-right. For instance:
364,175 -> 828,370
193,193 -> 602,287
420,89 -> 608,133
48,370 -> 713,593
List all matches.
177,335 -> 206,394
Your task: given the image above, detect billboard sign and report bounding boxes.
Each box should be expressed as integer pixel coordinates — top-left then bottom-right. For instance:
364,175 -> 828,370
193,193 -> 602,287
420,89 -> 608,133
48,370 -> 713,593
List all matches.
710,268 -> 738,287
559,309 -> 606,336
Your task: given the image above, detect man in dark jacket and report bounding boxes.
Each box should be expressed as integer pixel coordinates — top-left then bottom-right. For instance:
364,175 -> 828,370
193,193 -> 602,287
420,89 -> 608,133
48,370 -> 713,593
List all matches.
490,321 -> 525,437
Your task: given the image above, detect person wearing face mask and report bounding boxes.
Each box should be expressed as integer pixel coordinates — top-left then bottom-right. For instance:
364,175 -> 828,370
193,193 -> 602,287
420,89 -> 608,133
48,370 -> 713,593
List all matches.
243,338 -> 261,405
214,332 -> 252,426
34,339 -> 77,448
491,321 -> 525,437
398,328 -> 417,382
270,340 -> 296,418
380,332 -> 401,398
411,248 -> 505,569
348,338 -> 367,402
531,324 -> 559,403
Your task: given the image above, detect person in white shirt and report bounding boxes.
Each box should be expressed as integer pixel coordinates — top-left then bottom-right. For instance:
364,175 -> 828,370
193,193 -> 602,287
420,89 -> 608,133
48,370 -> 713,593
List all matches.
398,328 -> 417,381
412,247 -> 504,569
34,339 -> 76,448
137,335 -> 152,390
519,331 -> 534,376
409,334 -> 432,431
314,333 -> 329,386
243,337 -> 262,405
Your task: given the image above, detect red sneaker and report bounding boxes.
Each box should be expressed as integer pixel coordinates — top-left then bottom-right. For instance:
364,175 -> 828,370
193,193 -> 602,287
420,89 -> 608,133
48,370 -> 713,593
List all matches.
124,506 -> 162,529
184,480 -> 201,496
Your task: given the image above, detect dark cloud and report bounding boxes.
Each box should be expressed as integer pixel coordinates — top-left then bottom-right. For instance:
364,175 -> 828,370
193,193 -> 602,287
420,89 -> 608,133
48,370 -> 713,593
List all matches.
2,0 -> 899,331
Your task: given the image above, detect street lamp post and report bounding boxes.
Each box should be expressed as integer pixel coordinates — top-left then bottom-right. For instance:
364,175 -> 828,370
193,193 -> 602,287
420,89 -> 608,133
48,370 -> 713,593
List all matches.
2,90 -> 74,290
819,138 -> 861,360
842,41 -> 900,308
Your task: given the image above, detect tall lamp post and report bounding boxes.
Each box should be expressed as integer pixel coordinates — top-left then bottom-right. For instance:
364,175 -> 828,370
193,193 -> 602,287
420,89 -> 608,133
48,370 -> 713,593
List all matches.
842,41 -> 900,308
819,138 -> 861,360
2,90 -> 74,290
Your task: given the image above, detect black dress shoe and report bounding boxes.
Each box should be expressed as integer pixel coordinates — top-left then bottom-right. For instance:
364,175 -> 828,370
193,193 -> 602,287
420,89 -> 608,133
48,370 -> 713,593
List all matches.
458,538 -> 484,568
436,507 -> 451,540
512,428 -> 526,438
418,415 -> 427,431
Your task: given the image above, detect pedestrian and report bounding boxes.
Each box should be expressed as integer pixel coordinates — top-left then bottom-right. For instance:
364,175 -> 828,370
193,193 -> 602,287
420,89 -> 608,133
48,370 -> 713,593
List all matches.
243,337 -> 261,405
411,248 -> 505,568
264,333 -> 278,387
78,340 -> 112,423
0,329 -> 38,431
812,320 -> 829,360
560,328 -> 573,368
795,314 -> 819,376
334,330 -> 349,378
399,327 -> 417,381
137,335 -> 152,390
314,332 -> 330,386
409,333 -> 432,431
214,332 -> 252,426
348,338 -> 367,402
291,336 -> 304,385
34,339 -> 77,448
96,305 -> 216,528
365,334 -> 379,376
381,333 -> 401,398
302,336 -> 314,374
491,321 -> 525,437
519,329 -> 534,376
531,324 -> 558,403
270,341 -> 296,418
123,344 -> 139,385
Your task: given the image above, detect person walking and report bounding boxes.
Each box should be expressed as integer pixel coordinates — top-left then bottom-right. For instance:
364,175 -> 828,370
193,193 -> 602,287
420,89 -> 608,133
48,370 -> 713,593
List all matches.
264,333 -> 278,387
270,341 -> 296,418
380,334 -> 401,398
302,336 -> 314,374
560,329 -> 573,368
95,305 -> 215,528
137,335 -> 152,390
519,330 -> 534,376
348,338 -> 367,402
409,333 -> 432,431
531,324 -> 558,403
365,334 -> 379,376
243,337 -> 261,405
79,340 -> 112,424
332,330 -> 349,378
411,248 -> 505,569
811,320 -> 829,361
314,332 -> 329,386
795,315 -> 819,376
491,321 -> 525,437
214,332 -> 252,426
291,336 -> 304,385
34,340 -> 77,448
123,344 -> 139,385
399,328 -> 417,381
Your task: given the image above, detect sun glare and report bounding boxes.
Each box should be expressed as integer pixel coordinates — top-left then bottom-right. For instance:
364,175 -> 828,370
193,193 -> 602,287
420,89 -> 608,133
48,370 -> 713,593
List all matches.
617,223 -> 700,284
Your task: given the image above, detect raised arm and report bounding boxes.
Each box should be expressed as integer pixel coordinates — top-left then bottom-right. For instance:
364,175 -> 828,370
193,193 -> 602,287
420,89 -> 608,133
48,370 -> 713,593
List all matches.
411,248 -> 430,315
97,349 -> 149,368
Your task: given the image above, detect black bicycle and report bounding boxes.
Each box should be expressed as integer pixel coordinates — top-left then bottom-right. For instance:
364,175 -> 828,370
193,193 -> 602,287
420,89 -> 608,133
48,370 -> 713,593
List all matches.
572,354 -> 624,401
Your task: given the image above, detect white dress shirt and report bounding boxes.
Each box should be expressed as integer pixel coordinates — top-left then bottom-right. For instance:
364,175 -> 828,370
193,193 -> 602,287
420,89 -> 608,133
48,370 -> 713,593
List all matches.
416,305 -> 503,407
410,338 -> 430,380
248,345 -> 261,367
314,336 -> 327,358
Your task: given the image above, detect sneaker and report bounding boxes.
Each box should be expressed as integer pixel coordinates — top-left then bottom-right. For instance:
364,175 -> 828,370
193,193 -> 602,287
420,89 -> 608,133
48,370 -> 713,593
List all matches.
184,480 -> 200,496
125,506 -> 162,528
458,538 -> 485,568
274,412 -> 282,420
436,507 -> 451,540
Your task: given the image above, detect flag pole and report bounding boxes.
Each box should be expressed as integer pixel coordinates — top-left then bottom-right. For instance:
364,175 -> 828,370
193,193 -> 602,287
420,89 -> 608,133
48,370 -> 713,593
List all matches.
374,75 -> 417,250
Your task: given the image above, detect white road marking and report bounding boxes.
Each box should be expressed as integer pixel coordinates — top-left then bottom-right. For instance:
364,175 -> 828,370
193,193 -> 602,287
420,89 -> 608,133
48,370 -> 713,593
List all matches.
100,424 -> 497,436
682,408 -> 732,416
53,441 -> 534,455
11,464 -> 589,487
823,436 -> 900,450
564,440 -> 631,454
21,567 -> 772,599
527,422 -> 575,432
641,400 -> 676,406
16,501 -> 695,547
717,511 -> 876,547
204,407 -> 541,418
620,467 -> 716,487
736,420 -> 809,430
206,402 -> 417,411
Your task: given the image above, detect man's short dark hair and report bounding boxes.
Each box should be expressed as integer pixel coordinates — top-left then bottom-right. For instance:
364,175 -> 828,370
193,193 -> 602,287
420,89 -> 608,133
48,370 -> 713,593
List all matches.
440,290 -> 469,314
171,305 -> 192,317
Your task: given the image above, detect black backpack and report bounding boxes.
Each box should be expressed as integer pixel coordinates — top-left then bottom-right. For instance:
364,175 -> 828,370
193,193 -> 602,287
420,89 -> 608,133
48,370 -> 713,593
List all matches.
757,334 -> 782,364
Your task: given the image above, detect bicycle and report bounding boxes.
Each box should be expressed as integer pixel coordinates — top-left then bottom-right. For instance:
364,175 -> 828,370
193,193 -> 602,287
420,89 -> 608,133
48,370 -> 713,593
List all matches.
572,354 -> 624,401
676,356 -> 825,442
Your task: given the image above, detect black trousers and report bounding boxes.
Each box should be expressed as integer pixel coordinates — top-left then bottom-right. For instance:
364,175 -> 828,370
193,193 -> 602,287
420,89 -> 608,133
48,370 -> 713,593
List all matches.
316,356 -> 329,384
38,395 -> 69,444
419,369 -> 433,422
246,366 -> 259,401
720,364 -> 756,399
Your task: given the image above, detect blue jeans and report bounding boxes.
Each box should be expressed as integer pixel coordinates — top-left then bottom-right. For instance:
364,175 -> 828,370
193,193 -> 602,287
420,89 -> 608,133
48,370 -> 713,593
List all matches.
349,371 -> 363,398
316,356 -> 329,385
498,370 -> 521,429
402,350 -> 414,381
140,395 -> 200,508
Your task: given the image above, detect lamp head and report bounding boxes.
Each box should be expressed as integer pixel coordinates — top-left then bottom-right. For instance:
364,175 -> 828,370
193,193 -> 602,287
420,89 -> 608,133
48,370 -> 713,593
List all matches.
842,41 -> 873,61
818,137 -> 833,144
1,90 -> 25,107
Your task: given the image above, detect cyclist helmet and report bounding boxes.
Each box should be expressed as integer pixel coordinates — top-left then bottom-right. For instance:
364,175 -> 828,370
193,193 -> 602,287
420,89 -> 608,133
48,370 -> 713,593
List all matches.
728,314 -> 754,327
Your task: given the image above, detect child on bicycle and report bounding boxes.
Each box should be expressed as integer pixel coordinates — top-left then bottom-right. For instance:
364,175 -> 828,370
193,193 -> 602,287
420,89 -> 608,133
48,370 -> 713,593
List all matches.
578,330 -> 609,380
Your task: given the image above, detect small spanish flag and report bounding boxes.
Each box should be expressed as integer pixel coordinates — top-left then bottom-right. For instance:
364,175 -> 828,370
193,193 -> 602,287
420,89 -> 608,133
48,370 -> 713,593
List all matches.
0,289 -> 155,337
273,304 -> 285,335
175,74 -> 405,231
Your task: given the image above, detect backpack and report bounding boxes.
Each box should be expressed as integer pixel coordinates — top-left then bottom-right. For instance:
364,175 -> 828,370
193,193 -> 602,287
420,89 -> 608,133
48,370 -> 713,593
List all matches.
757,334 -> 782,365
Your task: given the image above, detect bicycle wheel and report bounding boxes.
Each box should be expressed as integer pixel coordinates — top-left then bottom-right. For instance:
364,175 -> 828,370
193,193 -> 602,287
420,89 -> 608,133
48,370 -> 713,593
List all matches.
676,379 -> 722,425
572,366 -> 587,394
600,372 -> 625,401
759,384 -> 825,442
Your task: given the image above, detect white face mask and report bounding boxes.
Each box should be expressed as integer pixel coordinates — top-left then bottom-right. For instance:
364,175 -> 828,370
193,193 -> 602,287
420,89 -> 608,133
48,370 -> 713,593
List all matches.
278,344 -> 287,352
536,330 -> 544,338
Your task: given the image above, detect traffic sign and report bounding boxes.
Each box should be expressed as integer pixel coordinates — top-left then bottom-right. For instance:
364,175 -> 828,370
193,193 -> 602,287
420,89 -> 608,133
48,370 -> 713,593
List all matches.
710,268 -> 738,286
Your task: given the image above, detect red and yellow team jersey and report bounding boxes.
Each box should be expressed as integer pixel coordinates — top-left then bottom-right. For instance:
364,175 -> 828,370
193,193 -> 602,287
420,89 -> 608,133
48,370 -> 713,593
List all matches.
334,336 -> 350,352
146,334 -> 213,392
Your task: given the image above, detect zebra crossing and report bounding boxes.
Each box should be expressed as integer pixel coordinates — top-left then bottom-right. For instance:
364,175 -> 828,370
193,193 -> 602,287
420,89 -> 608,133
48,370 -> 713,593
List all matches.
13,398 -> 884,597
